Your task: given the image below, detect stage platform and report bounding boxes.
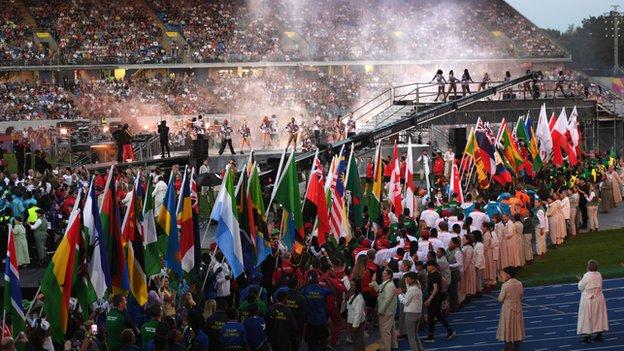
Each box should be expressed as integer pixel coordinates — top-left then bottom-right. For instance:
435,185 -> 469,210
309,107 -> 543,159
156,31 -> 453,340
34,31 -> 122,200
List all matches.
82,148 -> 297,173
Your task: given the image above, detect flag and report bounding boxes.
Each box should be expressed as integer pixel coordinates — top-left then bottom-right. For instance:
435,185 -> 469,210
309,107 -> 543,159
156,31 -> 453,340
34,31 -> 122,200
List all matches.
121,176 -> 148,306
552,108 -> 578,166
492,151 -> 513,185
369,142 -> 383,223
100,166 -> 130,293
142,175 -> 161,277
248,163 -> 271,267
525,115 -> 543,171
498,120 -> 524,173
514,116 -> 534,176
273,151 -> 305,254
449,163 -> 464,203
237,166 -> 258,273
329,146 -> 350,241
387,142 -> 403,216
475,130 -> 497,176
346,144 -> 364,229
404,138 -> 416,216
211,166 -> 244,278
464,126 -> 488,184
83,177 -> 110,300
4,225 -> 25,338
305,152 -> 330,245
536,104 -> 553,160
157,172 -> 182,276
189,168 -> 201,275
568,106 -> 581,157
41,191 -> 82,343
178,168 -> 195,273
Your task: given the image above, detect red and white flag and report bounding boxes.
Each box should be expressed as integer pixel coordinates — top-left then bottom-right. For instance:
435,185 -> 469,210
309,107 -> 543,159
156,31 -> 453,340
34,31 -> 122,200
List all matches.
568,106 -> 581,157
551,107 -> 577,166
404,138 -> 416,216
450,163 -> 464,203
387,142 -> 403,216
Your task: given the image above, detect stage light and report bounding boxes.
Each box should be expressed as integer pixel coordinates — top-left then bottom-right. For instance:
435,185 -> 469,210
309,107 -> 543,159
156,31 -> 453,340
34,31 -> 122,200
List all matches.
60,128 -> 68,136
102,126 -> 110,133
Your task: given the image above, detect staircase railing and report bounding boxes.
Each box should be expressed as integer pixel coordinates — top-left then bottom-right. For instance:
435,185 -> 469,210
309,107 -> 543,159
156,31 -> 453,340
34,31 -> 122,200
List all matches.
133,135 -> 160,161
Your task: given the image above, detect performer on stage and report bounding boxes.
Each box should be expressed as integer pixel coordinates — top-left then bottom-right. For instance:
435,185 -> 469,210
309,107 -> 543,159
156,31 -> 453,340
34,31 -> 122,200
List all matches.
260,115 -> 271,149
270,114 -> 279,147
218,119 -> 236,155
158,120 -> 171,159
239,119 -> 251,155
285,117 -> 300,152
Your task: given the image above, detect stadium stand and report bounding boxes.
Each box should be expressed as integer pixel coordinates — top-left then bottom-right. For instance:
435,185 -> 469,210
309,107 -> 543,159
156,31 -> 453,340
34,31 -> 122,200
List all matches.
0,0 -> 570,65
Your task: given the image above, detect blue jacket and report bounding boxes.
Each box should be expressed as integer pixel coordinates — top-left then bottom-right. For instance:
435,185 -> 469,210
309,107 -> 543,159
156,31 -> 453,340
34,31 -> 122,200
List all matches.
220,321 -> 247,350
242,316 -> 267,351
300,284 -> 330,325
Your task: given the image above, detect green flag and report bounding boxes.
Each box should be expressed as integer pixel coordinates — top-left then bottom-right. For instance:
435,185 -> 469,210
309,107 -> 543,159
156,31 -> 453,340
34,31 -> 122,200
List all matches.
143,175 -> 162,276
273,152 -> 305,254
346,147 -> 364,228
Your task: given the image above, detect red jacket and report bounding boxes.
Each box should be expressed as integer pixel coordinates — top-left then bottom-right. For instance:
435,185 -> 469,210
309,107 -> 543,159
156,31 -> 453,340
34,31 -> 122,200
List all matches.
272,261 -> 303,285
366,162 -> 374,178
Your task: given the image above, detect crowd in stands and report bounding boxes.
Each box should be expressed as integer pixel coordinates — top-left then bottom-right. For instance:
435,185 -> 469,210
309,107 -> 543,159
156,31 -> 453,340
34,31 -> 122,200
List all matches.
0,80 -> 79,121
0,142 -> 619,350
0,0 -> 51,66
0,0 -> 567,65
24,0 -> 177,64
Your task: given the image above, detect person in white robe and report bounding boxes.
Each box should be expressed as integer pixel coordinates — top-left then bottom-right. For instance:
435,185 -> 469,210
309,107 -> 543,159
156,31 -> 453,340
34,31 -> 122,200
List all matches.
577,260 -> 609,343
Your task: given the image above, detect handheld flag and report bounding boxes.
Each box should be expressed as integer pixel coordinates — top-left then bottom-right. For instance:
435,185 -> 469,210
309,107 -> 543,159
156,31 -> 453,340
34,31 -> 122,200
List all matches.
212,166 -> 245,278
178,167 -> 195,273
121,175 -> 148,306
83,177 -> 110,300
273,151 -> 305,253
100,166 -> 130,293
41,191 -> 82,343
142,175 -> 161,276
4,225 -> 26,338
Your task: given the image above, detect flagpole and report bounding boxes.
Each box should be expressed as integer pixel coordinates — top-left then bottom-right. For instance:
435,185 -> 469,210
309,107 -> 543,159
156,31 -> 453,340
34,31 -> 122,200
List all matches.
265,148 -> 287,216
344,143 -> 356,218
23,284 -> 43,321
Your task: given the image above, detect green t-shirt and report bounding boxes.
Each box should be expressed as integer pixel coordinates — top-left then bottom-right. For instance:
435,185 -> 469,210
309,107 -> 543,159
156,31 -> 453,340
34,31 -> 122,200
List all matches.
141,319 -> 159,349
106,309 -> 128,350
239,299 -> 267,319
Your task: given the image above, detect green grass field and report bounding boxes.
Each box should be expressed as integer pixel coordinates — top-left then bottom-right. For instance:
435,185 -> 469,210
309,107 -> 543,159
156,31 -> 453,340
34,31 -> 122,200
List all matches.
517,229 -> 624,286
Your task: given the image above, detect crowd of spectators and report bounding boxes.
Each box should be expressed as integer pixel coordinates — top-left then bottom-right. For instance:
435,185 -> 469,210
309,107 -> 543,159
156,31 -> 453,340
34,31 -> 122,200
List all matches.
0,68 -> 616,125
0,0 -> 568,65
24,0 -> 176,64
0,0 -> 51,66
0,80 -> 79,121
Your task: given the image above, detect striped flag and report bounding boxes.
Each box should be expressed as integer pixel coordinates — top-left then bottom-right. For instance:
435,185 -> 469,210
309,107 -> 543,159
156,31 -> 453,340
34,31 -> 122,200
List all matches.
212,166 -> 244,278
158,171 -> 182,276
329,146 -> 350,240
121,175 -> 148,306
83,177 -> 110,300
41,191 -> 82,343
177,167 -> 195,273
100,166 -> 130,293
4,225 -> 25,338
248,163 -> 271,267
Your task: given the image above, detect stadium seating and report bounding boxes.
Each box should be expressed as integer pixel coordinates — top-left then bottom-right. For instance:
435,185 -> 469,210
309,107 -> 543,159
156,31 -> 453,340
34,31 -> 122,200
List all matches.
0,0 -> 569,65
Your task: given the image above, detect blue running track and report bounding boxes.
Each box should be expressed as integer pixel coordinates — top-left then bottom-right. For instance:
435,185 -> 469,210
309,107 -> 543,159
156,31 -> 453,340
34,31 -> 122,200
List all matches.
393,277 -> 624,350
